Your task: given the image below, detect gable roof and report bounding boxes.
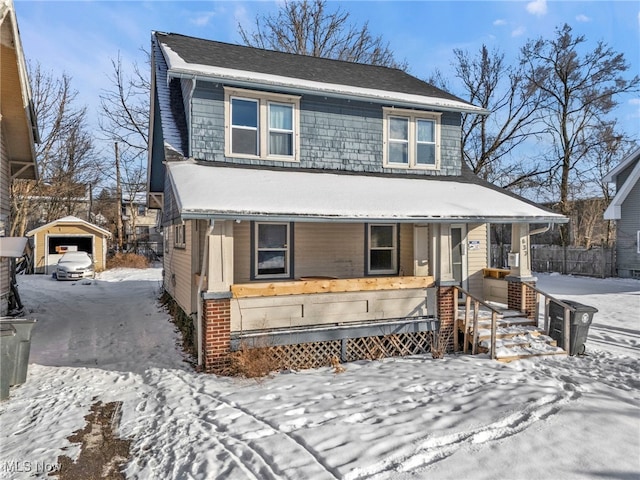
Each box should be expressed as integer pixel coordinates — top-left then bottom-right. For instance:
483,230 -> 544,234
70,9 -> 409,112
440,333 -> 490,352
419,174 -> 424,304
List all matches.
1,0 -> 39,180
26,216 -> 112,238
603,147 -> 640,220
153,32 -> 487,115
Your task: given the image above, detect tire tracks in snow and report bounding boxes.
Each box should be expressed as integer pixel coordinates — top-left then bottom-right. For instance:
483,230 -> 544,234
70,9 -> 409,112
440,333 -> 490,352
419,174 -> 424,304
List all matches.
128,370 -> 338,480
348,379 -> 580,479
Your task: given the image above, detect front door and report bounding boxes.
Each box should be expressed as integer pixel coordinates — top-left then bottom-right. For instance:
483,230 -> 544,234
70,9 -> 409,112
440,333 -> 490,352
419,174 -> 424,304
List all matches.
451,225 -> 467,292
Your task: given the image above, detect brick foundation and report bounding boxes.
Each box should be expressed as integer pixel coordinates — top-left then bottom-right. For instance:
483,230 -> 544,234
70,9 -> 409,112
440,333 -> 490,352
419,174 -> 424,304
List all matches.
507,279 -> 537,320
202,297 -> 231,374
437,285 -> 456,352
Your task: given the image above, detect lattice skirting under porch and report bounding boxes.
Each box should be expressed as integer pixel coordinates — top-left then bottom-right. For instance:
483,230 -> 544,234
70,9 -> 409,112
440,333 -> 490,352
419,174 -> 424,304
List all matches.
232,331 -> 435,371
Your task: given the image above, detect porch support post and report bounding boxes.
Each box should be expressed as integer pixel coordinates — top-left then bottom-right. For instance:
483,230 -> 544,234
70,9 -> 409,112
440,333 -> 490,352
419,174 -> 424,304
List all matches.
506,223 -> 537,320
413,224 -> 430,276
201,220 -> 234,374
207,220 -> 234,292
436,284 -> 456,353
437,224 -> 455,283
202,292 -> 232,374
432,223 -> 456,352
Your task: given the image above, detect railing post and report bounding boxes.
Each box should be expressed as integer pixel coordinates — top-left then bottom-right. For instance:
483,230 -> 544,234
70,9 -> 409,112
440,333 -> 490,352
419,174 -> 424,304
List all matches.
472,300 -> 480,355
453,288 -> 459,352
563,307 -> 571,354
491,311 -> 497,360
463,295 -> 471,354
544,298 -> 550,333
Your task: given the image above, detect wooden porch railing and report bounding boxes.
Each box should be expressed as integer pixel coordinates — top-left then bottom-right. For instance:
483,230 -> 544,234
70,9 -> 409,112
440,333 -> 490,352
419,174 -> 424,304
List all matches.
453,286 -> 502,360
522,283 -> 577,354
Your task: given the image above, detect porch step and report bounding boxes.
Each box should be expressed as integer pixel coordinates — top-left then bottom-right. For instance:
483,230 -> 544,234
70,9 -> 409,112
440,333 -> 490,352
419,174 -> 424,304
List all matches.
458,307 -> 567,362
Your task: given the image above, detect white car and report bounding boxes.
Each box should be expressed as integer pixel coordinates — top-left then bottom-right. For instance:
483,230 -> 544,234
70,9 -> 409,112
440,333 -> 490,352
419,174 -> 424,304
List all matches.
55,252 -> 95,280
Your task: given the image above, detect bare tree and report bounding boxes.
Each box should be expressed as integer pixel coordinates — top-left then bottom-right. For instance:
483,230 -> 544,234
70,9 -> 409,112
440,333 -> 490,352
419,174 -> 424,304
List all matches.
98,52 -> 150,252
239,0 -> 406,69
521,24 -> 640,245
11,63 -> 98,236
436,45 -> 548,190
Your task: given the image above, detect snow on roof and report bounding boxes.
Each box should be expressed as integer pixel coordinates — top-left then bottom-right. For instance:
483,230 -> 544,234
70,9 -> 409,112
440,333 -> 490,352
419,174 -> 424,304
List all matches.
166,162 -> 566,224
156,34 -> 487,115
26,215 -> 113,237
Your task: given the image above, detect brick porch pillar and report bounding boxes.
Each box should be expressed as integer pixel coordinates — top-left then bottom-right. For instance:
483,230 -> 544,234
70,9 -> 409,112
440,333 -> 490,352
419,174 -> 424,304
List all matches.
202,293 -> 232,374
437,284 -> 456,352
507,277 -> 537,320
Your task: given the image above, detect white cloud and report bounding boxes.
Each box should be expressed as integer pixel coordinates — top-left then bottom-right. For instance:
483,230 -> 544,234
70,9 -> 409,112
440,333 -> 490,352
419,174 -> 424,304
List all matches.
575,14 -> 591,23
526,0 -> 547,17
493,19 -> 507,26
629,98 -> 640,105
512,26 -> 527,37
190,11 -> 216,27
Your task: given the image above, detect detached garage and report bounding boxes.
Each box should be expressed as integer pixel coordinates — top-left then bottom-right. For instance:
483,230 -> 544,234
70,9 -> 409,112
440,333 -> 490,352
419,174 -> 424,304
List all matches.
27,216 -> 112,274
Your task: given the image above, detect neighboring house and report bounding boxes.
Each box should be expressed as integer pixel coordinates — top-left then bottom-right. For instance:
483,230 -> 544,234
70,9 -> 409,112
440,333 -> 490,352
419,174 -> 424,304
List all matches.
27,216 -> 112,274
604,146 -> 640,278
0,0 -> 38,315
122,194 -> 163,257
148,33 -> 567,373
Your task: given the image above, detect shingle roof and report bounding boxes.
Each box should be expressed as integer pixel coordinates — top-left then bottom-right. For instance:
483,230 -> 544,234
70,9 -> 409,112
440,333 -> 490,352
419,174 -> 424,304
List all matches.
154,32 -> 470,106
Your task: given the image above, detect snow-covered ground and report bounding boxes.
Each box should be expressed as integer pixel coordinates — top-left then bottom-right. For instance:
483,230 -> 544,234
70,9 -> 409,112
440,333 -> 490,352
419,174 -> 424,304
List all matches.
1,268 -> 638,479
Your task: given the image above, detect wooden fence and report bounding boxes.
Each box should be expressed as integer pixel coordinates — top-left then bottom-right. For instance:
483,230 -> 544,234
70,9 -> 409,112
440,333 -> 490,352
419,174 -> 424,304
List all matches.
491,245 -> 616,278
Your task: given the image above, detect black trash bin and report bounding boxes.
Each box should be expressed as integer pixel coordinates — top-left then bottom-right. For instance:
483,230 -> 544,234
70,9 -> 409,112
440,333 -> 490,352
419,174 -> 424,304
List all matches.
548,300 -> 597,355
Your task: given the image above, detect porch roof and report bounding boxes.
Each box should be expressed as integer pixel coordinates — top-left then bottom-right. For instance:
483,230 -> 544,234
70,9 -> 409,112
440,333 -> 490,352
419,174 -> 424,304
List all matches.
166,161 -> 567,224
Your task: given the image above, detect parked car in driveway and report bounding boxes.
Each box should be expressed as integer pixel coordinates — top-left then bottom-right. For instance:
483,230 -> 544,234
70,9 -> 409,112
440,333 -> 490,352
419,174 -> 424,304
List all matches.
55,252 -> 95,280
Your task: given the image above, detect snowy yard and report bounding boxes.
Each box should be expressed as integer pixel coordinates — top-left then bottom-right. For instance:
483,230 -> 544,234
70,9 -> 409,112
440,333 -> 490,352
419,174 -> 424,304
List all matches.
1,268 -> 639,479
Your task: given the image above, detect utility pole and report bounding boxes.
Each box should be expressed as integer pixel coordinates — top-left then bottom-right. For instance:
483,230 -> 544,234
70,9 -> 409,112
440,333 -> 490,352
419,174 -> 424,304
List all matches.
115,142 -> 124,252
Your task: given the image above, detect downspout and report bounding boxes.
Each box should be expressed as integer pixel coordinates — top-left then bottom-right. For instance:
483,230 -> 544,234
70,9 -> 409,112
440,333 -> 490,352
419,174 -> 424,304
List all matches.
196,219 -> 215,367
529,223 -> 551,237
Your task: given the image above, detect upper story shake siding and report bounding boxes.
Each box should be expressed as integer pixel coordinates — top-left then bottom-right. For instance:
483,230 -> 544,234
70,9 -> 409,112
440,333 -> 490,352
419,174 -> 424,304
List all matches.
190,79 -> 463,176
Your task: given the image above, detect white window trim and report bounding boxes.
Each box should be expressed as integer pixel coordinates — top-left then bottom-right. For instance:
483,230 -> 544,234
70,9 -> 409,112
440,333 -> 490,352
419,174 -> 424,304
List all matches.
225,87 -> 301,162
254,222 -> 291,279
367,223 -> 398,275
383,107 -> 441,170
174,223 -> 186,249
637,231 -> 640,254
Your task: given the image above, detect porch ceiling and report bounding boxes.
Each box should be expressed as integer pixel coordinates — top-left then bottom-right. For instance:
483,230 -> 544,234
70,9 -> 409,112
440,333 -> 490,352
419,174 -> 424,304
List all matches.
166,161 -> 567,224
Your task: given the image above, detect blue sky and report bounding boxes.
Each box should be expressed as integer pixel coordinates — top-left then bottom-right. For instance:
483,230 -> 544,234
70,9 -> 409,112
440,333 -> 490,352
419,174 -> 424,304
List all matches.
15,0 -> 640,144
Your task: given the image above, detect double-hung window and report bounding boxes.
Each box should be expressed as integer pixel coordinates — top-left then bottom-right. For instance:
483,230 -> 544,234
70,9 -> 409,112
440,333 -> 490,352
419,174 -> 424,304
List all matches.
254,222 -> 292,279
174,223 -> 186,249
225,87 -> 300,161
383,108 -> 441,169
367,224 -> 398,275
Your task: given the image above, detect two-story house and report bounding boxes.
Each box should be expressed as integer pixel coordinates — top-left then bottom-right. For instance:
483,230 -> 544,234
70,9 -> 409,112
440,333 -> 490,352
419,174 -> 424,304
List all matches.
148,32 -> 567,373
1,0 -> 38,316
604,146 -> 640,278
122,193 -> 163,258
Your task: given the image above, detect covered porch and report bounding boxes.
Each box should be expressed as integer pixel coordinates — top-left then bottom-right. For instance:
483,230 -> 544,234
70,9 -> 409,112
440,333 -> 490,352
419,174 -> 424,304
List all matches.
164,161 -> 567,372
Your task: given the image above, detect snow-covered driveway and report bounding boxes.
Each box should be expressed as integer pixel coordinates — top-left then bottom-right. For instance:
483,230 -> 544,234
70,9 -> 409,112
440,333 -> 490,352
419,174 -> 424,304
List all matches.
0,269 -> 638,479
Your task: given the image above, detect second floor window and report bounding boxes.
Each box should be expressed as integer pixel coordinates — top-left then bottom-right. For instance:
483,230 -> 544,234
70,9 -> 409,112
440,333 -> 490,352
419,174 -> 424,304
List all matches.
383,108 -> 441,170
225,87 -> 300,162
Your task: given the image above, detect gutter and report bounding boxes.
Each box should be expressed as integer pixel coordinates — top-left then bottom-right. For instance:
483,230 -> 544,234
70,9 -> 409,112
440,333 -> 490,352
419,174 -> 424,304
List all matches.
529,223 -> 552,236
167,70 -> 489,116
179,212 -> 569,225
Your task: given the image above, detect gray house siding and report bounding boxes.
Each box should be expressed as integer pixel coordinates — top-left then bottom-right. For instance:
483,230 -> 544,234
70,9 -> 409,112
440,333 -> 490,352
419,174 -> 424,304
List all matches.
616,178 -> 640,278
189,79 -> 462,175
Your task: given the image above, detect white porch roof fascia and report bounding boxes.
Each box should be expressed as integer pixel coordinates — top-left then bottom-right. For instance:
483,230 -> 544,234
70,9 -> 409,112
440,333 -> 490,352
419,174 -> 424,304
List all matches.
166,162 -> 567,225
603,159 -> 640,220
